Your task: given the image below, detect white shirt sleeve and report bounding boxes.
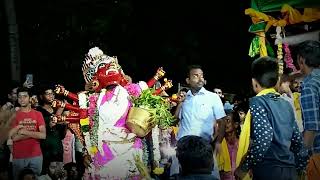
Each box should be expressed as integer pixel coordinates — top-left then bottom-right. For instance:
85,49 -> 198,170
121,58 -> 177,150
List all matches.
212,93 -> 226,120
178,104 -> 182,120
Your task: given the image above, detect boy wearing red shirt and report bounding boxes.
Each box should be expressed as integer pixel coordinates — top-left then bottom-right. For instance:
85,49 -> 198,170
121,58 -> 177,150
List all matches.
8,87 -> 46,179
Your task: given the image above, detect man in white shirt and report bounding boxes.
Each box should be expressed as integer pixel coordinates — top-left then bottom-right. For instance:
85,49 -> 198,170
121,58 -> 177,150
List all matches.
174,65 -> 226,179
176,65 -> 226,142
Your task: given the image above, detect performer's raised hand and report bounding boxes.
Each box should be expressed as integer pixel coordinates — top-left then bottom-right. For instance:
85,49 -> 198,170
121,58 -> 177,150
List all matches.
55,84 -> 66,95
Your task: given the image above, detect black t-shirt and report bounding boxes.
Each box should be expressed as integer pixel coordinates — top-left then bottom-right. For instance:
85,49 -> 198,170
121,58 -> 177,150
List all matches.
37,106 -> 66,160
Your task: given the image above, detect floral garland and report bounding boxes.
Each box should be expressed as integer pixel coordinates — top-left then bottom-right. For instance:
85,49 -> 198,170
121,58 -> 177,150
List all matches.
275,26 -> 284,75
152,126 -> 160,165
277,44 -> 284,75
88,94 -> 98,127
78,91 -> 100,157
88,93 -> 99,155
78,92 -> 92,156
124,83 -> 142,97
151,125 -> 164,175
283,42 -> 297,72
78,92 -> 89,132
90,107 -> 99,148
142,138 -> 149,167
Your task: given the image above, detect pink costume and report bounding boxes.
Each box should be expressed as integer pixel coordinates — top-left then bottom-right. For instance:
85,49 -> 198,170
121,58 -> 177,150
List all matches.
51,47 -> 167,179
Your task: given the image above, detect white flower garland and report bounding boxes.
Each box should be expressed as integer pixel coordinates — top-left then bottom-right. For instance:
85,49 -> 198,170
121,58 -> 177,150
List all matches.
152,125 -> 161,166
78,92 -> 87,108
138,81 -> 148,91
275,26 -> 284,74
78,92 -> 92,155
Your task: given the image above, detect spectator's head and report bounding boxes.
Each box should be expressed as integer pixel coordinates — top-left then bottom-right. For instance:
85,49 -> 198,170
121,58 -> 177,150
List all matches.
297,40 -> 320,75
225,111 -> 241,137
233,94 -> 246,106
251,57 -> 279,94
39,84 -> 55,105
17,87 -> 32,108
213,88 -> 224,98
178,87 -> 189,100
214,87 -> 226,104
18,168 -> 36,180
186,65 -> 205,92
7,81 -> 19,104
233,102 -> 249,123
30,95 -> 39,109
47,161 -> 65,180
176,135 -> 214,175
278,73 -> 291,94
289,72 -> 304,93
179,87 -> 189,94
64,162 -> 79,180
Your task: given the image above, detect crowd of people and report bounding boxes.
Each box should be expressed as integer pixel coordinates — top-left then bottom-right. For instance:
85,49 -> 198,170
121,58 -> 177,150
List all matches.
0,84 -> 84,180
0,40 -> 319,180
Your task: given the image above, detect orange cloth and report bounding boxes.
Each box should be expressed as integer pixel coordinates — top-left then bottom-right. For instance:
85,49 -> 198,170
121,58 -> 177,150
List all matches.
307,153 -> 320,180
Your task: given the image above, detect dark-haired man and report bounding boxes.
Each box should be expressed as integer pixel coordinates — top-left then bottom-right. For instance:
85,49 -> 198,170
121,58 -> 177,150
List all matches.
8,87 -> 46,179
2,83 -> 19,111
235,57 -> 306,179
175,65 -> 226,178
36,85 -> 66,175
177,135 -> 218,180
297,40 -> 320,179
176,65 -> 226,141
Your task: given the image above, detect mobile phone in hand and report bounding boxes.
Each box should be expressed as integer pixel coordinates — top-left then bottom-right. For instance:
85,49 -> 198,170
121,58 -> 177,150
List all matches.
26,74 -> 33,85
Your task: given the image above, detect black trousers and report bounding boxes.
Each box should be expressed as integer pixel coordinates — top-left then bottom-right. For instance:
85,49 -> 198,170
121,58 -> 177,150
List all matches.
253,166 -> 297,180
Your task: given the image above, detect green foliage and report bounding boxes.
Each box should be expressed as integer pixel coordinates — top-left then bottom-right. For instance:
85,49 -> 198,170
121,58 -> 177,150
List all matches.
132,88 -> 176,128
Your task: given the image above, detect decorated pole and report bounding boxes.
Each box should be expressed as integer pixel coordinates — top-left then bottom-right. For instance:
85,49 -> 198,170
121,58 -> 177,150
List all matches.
55,84 -> 79,103
147,67 -> 166,88
51,99 -> 80,112
153,78 -> 173,96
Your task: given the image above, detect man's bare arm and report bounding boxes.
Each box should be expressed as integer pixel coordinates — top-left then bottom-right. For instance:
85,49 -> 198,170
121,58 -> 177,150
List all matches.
174,103 -> 183,121
12,134 -> 29,141
215,117 -> 226,143
18,125 -> 46,139
304,130 -> 316,149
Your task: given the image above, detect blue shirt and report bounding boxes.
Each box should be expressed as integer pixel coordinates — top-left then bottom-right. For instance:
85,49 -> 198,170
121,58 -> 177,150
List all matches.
300,68 -> 320,153
177,87 -> 226,141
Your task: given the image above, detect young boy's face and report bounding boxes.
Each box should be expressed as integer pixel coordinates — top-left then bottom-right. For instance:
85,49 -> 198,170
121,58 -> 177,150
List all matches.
238,111 -> 246,123
18,92 -> 31,107
42,89 -> 55,103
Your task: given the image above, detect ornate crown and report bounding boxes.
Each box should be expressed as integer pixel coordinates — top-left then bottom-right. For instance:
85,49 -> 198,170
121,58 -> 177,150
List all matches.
82,47 -> 116,83
82,47 -> 127,91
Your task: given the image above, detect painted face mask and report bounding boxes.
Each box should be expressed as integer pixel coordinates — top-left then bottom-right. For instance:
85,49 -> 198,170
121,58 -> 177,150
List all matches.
82,47 -> 128,92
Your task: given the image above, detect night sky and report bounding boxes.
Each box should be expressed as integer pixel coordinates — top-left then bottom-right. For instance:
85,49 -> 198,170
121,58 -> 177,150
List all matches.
1,0 -> 253,97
